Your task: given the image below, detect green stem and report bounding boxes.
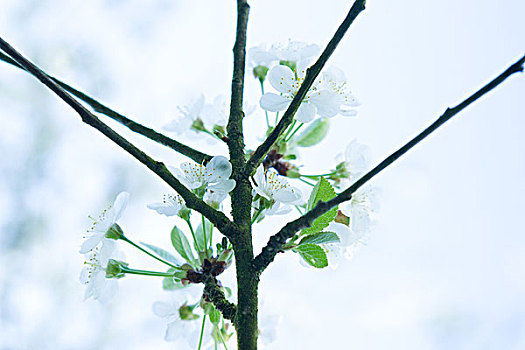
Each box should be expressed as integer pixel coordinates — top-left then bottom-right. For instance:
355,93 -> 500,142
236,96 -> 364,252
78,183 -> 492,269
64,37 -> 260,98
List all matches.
294,205 -> 304,215
301,171 -> 337,179
282,120 -> 296,141
120,267 -> 174,277
121,236 -> 178,269
251,207 -> 264,224
202,215 -> 209,258
285,122 -> 304,142
275,111 -> 279,126
298,177 -> 316,186
209,223 -> 214,252
260,81 -> 270,128
217,325 -> 229,350
186,218 -> 201,253
198,314 -> 207,350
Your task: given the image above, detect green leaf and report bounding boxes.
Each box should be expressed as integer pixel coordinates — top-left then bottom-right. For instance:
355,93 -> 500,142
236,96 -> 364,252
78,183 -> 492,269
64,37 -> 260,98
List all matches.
306,177 -> 336,211
140,242 -> 181,265
208,304 -> 222,325
171,225 -> 197,265
294,118 -> 330,147
298,231 -> 340,246
195,218 -> 213,253
302,177 -> 338,235
162,268 -> 187,290
294,244 -> 328,268
162,276 -> 187,290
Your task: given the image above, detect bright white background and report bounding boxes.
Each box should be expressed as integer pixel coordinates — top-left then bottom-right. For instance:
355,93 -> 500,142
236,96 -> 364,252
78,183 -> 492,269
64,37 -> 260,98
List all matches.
0,0 -> 524,349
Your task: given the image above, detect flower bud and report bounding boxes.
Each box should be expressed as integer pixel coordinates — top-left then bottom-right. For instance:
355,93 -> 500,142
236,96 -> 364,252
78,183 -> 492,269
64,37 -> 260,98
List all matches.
191,118 -> 206,132
178,208 -> 191,222
105,223 -> 124,239
253,65 -> 269,83
105,259 -> 128,279
279,60 -> 297,72
334,210 -> 350,226
286,168 -> 301,178
179,303 -> 199,320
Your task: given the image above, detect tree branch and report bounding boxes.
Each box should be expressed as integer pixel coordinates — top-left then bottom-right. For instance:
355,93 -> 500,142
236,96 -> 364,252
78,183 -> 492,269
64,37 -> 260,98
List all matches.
227,0 -> 253,228
227,0 -> 249,171
0,37 -> 233,234
0,51 -> 211,164
243,0 -> 366,178
203,275 -> 237,323
253,53 -> 525,274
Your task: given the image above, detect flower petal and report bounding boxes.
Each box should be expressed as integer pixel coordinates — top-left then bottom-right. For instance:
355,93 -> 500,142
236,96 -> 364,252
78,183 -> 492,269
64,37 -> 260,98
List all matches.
189,94 -> 205,116
208,179 -> 236,193
340,109 -> 358,117
207,156 -> 232,182
147,202 -> 180,216
295,102 -> 316,123
165,319 -> 183,341
97,278 -> 118,304
260,93 -> 290,112
112,192 -> 130,222
79,234 -> 104,254
274,187 -> 302,204
266,202 -> 292,216
153,301 -> 176,318
310,90 -> 340,118
268,65 -> 296,94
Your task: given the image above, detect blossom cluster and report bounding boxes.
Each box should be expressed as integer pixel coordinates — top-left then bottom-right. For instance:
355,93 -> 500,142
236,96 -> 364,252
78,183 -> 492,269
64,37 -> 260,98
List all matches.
79,40 -> 380,347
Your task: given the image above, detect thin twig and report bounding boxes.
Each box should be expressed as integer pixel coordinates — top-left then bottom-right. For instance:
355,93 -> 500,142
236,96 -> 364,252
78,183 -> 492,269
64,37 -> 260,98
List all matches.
0,51 -> 211,164
0,37 -> 234,235
243,0 -> 367,178
253,54 -> 525,274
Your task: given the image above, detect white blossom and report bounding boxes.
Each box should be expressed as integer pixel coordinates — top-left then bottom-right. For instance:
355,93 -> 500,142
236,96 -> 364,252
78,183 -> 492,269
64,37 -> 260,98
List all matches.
340,139 -> 371,183
200,95 -> 228,131
170,156 -> 236,204
164,94 -> 205,134
153,299 -> 199,343
260,63 -> 340,123
252,166 -> 302,215
248,44 -> 278,68
325,222 -> 363,264
269,40 -> 320,64
340,186 -> 379,236
147,193 -> 185,217
153,294 -> 214,348
248,40 -> 319,70
171,155 -> 235,190
80,192 -> 129,254
164,94 -> 232,136
203,179 -> 235,206
260,58 -> 359,123
79,240 -> 122,303
319,66 -> 360,117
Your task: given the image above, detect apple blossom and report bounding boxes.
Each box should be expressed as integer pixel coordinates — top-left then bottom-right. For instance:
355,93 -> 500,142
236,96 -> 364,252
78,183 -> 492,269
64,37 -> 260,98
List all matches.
164,94 -> 205,134
170,156 -> 236,204
252,166 -> 302,216
340,186 -> 379,235
147,193 -> 186,217
79,240 -> 124,303
80,191 -> 129,254
260,62 -> 343,123
269,40 -> 320,65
